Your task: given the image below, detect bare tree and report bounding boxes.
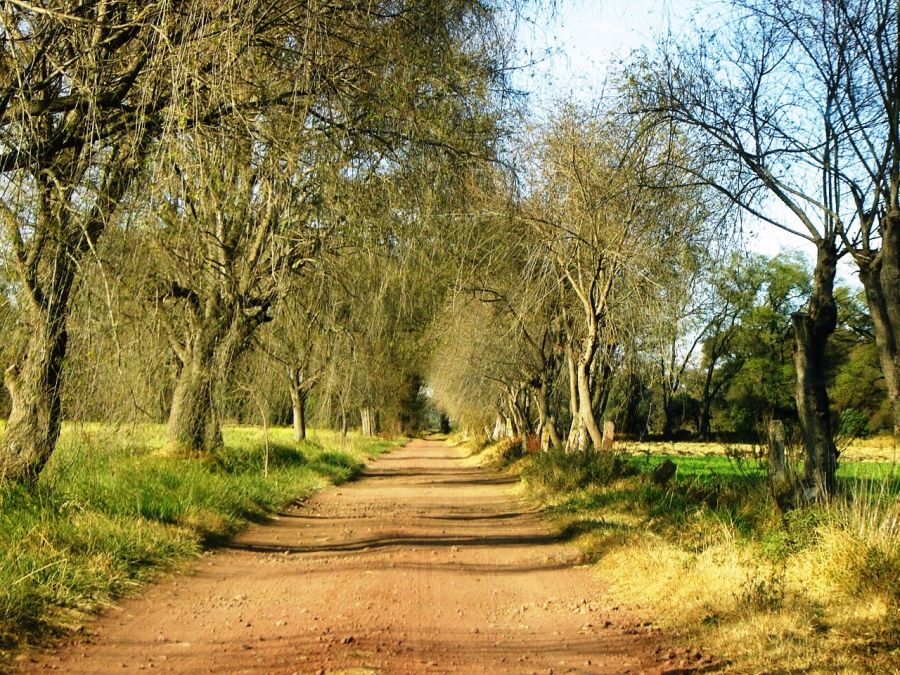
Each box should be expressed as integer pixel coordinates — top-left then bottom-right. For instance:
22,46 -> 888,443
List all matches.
640,2 -> 858,496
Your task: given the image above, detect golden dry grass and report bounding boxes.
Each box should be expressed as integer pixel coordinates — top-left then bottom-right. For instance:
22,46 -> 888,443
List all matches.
620,434 -> 897,463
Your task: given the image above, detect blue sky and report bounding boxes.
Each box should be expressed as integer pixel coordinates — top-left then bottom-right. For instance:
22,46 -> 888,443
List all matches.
512,0 -> 819,270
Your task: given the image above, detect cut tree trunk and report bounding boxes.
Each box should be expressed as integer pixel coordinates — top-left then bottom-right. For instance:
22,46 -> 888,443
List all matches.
791,238 -> 839,500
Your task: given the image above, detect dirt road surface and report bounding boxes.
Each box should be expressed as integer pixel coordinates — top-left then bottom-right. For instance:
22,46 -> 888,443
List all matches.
21,439 -> 702,674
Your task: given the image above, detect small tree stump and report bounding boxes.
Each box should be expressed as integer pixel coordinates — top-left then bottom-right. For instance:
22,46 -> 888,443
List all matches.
601,421 -> 615,451
651,459 -> 677,485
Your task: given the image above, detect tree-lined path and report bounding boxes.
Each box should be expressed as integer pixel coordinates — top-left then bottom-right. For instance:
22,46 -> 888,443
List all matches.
21,440 -> 677,674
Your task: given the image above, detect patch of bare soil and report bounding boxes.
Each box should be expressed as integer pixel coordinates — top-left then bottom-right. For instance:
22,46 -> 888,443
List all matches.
18,439 -> 716,674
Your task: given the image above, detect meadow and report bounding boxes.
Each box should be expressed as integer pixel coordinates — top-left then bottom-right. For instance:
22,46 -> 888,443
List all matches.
0,422 -> 402,664
479,436 -> 899,673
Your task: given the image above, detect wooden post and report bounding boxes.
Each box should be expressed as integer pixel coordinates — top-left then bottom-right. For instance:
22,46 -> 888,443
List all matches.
601,420 -> 615,451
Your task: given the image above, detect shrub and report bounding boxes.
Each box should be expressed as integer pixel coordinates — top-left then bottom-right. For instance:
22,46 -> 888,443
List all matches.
522,448 -> 633,492
837,408 -> 869,439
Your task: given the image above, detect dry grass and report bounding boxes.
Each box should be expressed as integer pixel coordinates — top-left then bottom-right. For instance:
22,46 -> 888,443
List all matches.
505,441 -> 900,674
620,434 -> 897,463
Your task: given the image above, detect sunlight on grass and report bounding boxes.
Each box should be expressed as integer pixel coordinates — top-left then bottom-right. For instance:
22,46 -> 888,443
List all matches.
512,444 -> 900,673
0,423 -> 403,661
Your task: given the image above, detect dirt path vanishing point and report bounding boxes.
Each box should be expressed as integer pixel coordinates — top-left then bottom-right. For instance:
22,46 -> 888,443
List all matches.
21,439 -> 709,674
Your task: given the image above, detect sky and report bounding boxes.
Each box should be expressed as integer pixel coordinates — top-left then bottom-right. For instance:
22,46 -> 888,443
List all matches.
511,0 -> 842,277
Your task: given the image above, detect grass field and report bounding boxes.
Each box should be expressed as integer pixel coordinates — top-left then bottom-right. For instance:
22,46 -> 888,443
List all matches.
471,436 -> 900,673
0,423 -> 403,664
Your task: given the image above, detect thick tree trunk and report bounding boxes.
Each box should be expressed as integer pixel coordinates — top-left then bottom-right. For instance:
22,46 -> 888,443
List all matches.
791,239 -> 839,500
0,295 -> 71,482
290,387 -> 307,442
167,336 -> 223,454
858,212 -> 900,439
534,382 -> 562,449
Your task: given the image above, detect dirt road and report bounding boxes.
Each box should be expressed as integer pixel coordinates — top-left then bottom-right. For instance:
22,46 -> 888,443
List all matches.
22,439 -> 691,674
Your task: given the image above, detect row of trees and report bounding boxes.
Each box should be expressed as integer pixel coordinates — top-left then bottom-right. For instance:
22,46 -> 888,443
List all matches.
431,0 -> 899,502
0,0 -> 525,482
1,0 -> 896,507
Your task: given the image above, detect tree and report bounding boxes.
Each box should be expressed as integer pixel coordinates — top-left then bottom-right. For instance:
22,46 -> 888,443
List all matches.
641,2 -> 855,496
0,0 -> 274,481
524,102 -> 711,451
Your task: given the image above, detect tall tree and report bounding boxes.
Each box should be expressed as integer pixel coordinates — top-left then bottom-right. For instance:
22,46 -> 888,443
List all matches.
0,0 -> 267,481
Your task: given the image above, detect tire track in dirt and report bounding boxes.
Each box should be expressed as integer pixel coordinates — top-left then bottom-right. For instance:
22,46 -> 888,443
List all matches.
20,439 -> 698,674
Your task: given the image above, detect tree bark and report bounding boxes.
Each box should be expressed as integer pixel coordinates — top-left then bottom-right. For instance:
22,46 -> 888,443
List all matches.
166,334 -> 224,454
791,238 -> 839,500
577,361 -> 604,450
698,355 -> 718,439
288,367 -> 309,442
533,381 -> 562,449
290,386 -> 307,442
857,212 -> 900,439
165,308 -> 261,455
360,407 -> 378,436
0,283 -> 72,482
565,347 -> 587,452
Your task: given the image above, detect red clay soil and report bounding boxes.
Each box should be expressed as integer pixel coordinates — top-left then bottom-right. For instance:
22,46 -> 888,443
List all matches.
19,439 -> 714,674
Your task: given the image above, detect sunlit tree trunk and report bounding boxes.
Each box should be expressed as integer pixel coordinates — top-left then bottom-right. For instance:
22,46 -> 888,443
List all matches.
0,262 -> 73,482
792,239 -> 839,500
858,212 -> 900,439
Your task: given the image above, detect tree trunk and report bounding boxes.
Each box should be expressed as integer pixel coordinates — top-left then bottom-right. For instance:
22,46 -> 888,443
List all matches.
0,293 -> 71,482
534,382 -> 562,449
791,238 -> 839,500
564,347 -> 587,451
577,360 -> 604,450
290,387 -> 307,442
288,367 -> 308,442
858,212 -> 900,439
167,336 -> 223,455
361,407 -> 377,436
698,356 -> 717,439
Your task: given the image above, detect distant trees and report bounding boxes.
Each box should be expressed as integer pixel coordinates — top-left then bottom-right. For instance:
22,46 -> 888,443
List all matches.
429,96 -> 719,453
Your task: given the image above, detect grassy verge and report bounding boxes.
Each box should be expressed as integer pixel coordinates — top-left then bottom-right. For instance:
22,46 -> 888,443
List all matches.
501,442 -> 899,673
0,423 -> 403,664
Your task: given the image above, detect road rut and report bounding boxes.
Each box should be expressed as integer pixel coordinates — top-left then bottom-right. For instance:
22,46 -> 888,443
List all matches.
22,439 -> 679,674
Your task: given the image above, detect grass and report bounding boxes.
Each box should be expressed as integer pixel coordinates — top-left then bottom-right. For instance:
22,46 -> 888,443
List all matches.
504,442 -> 899,673
0,422 -> 403,665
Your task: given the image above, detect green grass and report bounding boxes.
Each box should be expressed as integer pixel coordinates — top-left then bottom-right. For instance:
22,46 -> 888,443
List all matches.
513,446 -> 900,672
0,423 -> 403,662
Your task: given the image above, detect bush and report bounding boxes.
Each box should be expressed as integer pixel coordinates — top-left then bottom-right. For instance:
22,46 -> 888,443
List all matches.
522,448 -> 633,492
495,437 -> 524,465
837,408 -> 869,439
